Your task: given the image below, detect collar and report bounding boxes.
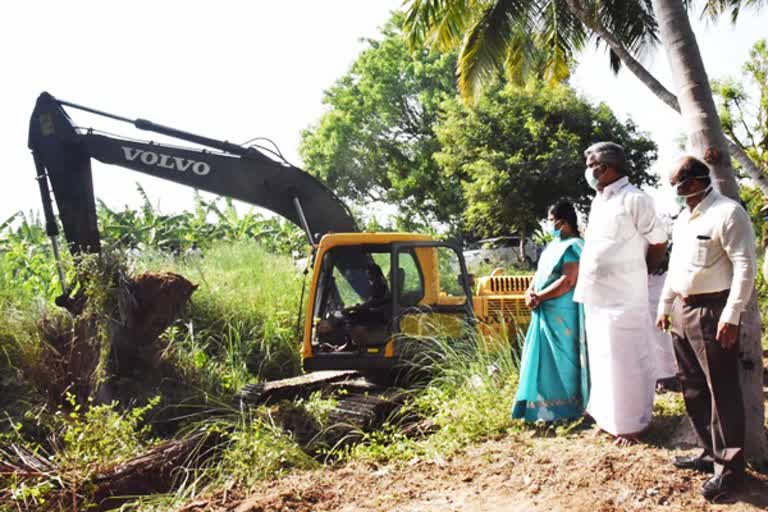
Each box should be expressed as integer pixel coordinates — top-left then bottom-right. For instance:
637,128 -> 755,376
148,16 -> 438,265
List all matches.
599,176 -> 629,198
689,188 -> 718,220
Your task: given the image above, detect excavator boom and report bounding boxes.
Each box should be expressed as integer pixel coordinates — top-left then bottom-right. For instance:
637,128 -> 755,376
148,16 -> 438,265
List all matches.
28,92 -> 358,255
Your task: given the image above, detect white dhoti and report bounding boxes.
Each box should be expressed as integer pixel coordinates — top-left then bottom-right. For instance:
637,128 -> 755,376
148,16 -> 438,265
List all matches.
648,273 -> 677,380
584,303 -> 655,436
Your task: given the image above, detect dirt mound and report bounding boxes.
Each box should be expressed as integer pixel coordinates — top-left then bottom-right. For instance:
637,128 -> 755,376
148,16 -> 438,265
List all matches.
32,271 -> 196,406
109,272 -> 197,379
115,271 -> 197,348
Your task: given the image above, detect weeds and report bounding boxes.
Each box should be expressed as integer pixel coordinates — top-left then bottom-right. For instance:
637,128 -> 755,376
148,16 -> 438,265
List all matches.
0,194 -> 543,510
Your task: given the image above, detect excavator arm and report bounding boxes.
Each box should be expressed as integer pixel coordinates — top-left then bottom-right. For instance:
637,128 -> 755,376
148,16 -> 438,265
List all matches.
28,92 -> 357,254
28,92 -> 368,302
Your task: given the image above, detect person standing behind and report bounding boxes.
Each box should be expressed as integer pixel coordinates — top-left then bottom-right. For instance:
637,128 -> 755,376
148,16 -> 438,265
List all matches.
648,223 -> 678,391
656,156 -> 756,502
512,201 -> 589,422
574,142 -> 668,446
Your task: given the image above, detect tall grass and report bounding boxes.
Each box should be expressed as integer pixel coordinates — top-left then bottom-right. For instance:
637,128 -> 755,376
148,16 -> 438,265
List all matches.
330,326 -> 524,465
135,241 -> 304,397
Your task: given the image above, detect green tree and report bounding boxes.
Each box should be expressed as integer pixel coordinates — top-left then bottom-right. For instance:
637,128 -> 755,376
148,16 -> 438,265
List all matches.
713,39 -> 768,176
435,81 -> 657,239
300,17 -> 462,231
403,0 -> 768,193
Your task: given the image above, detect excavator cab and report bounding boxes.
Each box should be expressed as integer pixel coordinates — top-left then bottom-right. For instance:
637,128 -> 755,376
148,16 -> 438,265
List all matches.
302,233 -> 475,372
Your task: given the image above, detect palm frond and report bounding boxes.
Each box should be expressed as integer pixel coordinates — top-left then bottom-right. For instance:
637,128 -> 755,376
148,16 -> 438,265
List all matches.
458,0 -> 532,101
537,0 -> 586,84
504,28 -> 544,85
404,0 -> 480,51
699,0 -> 766,23
595,0 -> 659,73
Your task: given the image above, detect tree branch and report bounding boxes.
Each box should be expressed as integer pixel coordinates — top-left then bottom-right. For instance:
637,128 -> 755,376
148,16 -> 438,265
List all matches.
565,0 -> 681,113
733,97 -> 759,148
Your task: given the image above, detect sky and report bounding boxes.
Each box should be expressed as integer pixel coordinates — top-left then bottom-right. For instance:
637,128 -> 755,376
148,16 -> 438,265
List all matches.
2,1 -> 767,223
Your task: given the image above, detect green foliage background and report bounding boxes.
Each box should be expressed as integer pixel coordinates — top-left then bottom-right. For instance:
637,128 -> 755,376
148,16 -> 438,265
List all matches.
300,18 -> 657,239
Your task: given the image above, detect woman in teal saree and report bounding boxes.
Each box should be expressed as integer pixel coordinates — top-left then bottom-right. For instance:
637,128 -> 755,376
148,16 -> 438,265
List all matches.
512,201 -> 590,422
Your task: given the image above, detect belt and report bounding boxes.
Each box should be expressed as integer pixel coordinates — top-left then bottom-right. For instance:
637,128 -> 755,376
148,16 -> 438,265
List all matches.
680,289 -> 730,307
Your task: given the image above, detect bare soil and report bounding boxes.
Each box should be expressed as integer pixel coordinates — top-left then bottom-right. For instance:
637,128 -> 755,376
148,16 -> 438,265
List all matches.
178,412 -> 768,512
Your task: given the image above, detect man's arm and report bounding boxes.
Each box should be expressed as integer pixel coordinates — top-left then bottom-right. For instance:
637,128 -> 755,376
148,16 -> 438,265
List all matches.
627,192 -> 668,272
719,205 -> 757,327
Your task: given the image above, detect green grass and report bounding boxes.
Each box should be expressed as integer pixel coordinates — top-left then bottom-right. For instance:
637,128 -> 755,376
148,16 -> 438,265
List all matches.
134,241 -> 304,396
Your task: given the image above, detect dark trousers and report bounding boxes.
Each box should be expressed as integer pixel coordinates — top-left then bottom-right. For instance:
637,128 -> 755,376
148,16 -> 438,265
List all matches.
670,294 -> 745,481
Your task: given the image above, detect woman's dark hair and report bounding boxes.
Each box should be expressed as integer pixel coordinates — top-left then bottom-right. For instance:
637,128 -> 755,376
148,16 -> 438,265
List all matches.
549,201 -> 578,232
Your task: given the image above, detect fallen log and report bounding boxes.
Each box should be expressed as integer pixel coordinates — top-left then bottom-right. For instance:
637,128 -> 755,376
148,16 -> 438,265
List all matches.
89,429 -> 221,510
235,370 -> 361,407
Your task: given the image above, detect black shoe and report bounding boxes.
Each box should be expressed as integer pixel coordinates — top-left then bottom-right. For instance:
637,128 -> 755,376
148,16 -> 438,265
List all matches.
672,455 -> 714,473
700,475 -> 743,502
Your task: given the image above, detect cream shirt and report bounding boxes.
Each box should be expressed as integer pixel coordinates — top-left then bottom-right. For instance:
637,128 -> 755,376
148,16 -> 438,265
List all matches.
574,177 -> 667,307
658,189 -> 756,326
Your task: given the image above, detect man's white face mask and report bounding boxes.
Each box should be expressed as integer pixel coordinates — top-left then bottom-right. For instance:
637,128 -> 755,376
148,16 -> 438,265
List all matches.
584,167 -> 599,190
671,176 -> 711,206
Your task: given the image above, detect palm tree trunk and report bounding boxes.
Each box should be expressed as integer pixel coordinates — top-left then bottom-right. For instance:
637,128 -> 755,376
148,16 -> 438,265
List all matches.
651,0 -> 739,197
651,0 -> 767,469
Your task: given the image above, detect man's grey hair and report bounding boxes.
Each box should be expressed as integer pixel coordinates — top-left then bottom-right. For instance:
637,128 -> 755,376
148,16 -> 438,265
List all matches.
584,141 -> 626,174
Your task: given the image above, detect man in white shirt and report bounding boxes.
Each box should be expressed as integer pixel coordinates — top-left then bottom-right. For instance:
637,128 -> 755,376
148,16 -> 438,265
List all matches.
656,156 -> 756,501
574,142 -> 668,446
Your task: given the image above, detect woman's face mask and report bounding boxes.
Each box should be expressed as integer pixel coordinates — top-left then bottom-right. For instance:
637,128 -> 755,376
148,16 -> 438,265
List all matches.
546,219 -> 562,238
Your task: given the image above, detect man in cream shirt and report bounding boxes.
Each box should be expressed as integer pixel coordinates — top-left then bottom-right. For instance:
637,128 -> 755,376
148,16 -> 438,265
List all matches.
657,156 -> 756,501
574,142 -> 668,446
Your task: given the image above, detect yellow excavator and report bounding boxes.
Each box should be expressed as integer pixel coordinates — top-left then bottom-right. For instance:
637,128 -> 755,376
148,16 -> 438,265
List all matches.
28,93 -> 531,377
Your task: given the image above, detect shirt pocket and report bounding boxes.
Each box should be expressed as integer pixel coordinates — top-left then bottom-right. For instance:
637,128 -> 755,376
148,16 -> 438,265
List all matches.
691,237 -> 717,267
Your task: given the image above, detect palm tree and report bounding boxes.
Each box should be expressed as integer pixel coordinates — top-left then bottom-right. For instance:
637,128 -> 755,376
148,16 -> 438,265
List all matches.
404,0 -> 656,100
403,0 -> 768,194
404,0 -> 768,468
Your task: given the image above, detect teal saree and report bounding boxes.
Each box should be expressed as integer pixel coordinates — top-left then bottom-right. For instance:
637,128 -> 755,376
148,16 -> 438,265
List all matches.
512,237 -> 590,422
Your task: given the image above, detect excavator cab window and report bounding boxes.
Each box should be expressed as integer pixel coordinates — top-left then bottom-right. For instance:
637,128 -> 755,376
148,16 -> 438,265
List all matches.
392,242 -> 475,343
313,245 -> 423,353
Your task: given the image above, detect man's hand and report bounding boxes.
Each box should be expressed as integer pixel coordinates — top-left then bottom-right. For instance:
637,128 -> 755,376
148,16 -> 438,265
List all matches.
656,314 -> 670,332
716,322 -> 739,349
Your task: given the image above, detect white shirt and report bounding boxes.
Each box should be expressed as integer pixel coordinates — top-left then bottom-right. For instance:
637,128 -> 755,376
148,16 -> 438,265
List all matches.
658,189 -> 756,326
574,177 -> 667,307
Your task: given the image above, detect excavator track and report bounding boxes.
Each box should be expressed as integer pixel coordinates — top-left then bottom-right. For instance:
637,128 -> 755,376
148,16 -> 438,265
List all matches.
236,371 -> 407,448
